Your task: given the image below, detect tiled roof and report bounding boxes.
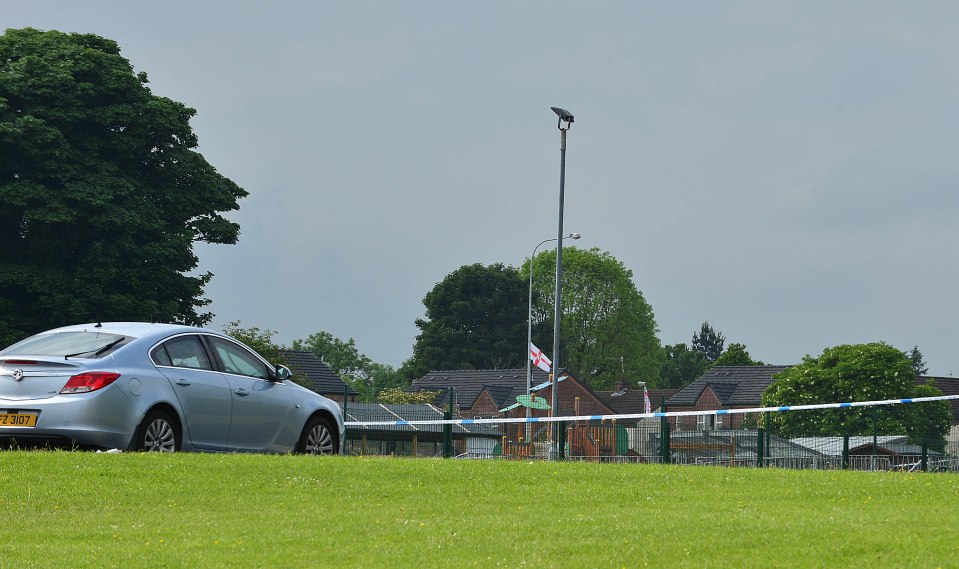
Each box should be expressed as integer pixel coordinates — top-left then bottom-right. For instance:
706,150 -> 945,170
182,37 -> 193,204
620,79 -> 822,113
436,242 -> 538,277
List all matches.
279,349 -> 358,397
596,388 -> 679,414
707,382 -> 738,404
790,436 -> 939,457
668,366 -> 791,407
410,368 -> 551,410
484,384 -> 518,408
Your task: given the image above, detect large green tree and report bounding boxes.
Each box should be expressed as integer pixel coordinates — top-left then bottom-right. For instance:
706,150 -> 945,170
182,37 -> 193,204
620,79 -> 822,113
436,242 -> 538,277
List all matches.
761,342 -> 951,449
711,342 -> 764,367
692,322 -> 725,363
906,346 -> 928,376
525,247 -> 661,390
0,28 -> 246,346
404,263 -> 527,379
659,343 -> 710,389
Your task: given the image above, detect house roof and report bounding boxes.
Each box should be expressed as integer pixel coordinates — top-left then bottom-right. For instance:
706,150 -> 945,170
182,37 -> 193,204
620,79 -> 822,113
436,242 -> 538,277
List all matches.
483,384 -> 518,409
920,376 -> 959,424
790,436 -> 938,457
341,402 -> 500,438
596,388 -> 679,415
279,349 -> 358,396
668,366 -> 791,407
410,368 -> 551,410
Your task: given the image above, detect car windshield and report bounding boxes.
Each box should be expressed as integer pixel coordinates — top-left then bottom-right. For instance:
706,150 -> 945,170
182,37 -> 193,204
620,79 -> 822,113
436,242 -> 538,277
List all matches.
0,331 -> 133,358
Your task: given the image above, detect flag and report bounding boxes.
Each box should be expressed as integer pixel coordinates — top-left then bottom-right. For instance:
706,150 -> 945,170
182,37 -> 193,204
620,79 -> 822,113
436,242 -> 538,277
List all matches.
643,385 -> 651,414
529,342 -> 552,373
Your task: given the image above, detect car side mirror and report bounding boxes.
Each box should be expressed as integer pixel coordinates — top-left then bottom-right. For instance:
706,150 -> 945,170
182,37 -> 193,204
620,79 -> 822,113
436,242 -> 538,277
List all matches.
274,365 -> 292,382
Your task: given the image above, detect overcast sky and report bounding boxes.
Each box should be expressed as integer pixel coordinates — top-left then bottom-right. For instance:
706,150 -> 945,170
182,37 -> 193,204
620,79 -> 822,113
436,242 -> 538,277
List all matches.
6,2 -> 959,376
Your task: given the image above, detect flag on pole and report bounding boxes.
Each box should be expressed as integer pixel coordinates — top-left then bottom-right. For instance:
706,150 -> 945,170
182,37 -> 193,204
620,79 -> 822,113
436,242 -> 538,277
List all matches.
643,385 -> 651,414
529,342 -> 552,373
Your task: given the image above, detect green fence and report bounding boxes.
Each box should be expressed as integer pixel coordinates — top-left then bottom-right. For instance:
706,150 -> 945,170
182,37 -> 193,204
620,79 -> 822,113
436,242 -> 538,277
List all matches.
342,395 -> 958,472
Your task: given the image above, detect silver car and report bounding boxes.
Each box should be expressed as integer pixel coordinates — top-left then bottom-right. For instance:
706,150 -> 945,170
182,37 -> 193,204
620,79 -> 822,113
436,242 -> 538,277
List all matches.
0,322 -> 344,454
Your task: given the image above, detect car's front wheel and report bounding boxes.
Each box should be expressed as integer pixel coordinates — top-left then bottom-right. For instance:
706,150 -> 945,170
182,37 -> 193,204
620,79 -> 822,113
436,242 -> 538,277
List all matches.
297,415 -> 338,455
136,409 -> 181,452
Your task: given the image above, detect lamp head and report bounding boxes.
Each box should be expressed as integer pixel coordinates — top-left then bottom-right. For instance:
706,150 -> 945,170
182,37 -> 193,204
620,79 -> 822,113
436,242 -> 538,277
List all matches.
569,233 -> 581,240
550,107 -> 574,123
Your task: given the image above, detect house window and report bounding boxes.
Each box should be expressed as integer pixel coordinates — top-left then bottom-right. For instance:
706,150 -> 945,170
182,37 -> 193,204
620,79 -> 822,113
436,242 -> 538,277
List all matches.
698,414 -> 721,431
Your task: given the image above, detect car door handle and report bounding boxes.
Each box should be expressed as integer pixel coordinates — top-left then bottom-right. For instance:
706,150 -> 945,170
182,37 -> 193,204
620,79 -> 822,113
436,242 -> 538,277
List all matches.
176,379 -> 191,386
234,389 -> 249,396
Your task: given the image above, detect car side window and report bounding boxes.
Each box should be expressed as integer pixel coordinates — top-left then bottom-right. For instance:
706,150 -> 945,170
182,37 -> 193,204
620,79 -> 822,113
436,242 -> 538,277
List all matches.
157,335 -> 213,371
151,345 -> 173,366
209,337 -> 270,380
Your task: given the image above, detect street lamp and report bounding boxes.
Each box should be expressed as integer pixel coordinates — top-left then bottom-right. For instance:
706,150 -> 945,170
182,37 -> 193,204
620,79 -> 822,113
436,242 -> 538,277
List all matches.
549,106 -> 573,459
526,232 -> 581,431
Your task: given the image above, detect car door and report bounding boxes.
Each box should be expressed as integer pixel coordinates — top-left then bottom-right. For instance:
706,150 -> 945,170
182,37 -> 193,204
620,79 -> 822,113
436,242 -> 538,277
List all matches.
152,334 -> 232,450
205,336 -> 295,452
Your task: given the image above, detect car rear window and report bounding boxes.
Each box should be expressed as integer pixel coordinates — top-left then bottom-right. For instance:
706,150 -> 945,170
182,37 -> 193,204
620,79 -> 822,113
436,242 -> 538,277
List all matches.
0,331 -> 132,358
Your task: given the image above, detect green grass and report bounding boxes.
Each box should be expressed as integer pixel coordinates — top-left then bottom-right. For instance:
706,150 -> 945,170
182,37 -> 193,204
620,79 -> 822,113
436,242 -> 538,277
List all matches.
2,453 -> 958,568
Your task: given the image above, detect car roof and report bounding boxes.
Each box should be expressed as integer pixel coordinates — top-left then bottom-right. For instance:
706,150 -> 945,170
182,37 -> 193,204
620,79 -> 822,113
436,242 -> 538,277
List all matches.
44,322 -> 217,342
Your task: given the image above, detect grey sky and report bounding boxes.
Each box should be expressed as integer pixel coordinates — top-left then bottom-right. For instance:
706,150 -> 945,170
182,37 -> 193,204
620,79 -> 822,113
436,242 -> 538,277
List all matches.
6,2 -> 958,376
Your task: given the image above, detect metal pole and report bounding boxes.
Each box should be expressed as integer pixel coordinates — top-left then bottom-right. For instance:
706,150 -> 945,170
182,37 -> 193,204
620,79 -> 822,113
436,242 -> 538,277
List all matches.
527,233 -> 579,446
550,126 -> 567,459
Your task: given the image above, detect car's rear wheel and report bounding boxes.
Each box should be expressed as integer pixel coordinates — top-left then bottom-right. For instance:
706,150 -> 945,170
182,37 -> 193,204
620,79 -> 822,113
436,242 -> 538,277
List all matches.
297,415 -> 338,455
136,410 -> 181,452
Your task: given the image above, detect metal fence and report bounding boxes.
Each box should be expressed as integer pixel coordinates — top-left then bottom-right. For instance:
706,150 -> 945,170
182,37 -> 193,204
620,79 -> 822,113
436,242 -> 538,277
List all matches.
341,393 -> 959,473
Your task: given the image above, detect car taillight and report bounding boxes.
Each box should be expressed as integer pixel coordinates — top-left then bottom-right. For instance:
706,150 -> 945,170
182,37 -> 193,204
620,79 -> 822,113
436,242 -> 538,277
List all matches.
4,360 -> 37,365
61,372 -> 121,394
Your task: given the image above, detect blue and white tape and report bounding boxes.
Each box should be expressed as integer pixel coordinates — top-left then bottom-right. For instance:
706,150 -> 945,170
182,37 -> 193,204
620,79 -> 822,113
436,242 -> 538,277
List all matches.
344,394 -> 959,428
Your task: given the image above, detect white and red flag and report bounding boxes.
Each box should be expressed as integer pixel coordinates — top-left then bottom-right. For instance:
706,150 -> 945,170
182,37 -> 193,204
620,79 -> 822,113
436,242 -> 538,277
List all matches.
529,342 -> 552,373
643,385 -> 652,414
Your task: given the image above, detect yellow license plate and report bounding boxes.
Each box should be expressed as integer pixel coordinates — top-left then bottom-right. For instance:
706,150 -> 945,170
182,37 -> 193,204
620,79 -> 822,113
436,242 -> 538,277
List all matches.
0,413 -> 38,427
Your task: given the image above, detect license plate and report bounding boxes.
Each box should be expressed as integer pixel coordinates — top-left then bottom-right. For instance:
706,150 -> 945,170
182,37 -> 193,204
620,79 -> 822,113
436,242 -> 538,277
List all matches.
0,413 -> 38,427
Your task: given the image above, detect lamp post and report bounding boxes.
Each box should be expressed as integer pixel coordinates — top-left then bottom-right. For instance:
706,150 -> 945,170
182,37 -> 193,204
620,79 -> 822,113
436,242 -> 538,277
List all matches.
526,232 -> 580,441
549,106 -> 574,459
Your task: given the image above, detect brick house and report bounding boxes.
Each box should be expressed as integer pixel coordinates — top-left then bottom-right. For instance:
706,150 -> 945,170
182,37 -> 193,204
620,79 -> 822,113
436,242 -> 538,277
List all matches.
596,381 -> 679,419
410,368 -> 616,458
409,368 -> 614,418
666,366 -> 790,431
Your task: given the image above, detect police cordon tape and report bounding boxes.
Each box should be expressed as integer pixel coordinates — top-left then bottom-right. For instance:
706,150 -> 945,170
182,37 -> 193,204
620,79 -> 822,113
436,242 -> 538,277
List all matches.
343,394 -> 959,427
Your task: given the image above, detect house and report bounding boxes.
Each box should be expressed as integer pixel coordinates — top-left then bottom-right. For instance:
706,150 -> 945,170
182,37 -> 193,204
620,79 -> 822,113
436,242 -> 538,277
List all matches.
409,368 -> 617,458
408,368 -> 614,419
919,376 -> 959,425
666,366 -> 791,431
596,382 -> 679,417
341,402 -> 501,457
279,349 -> 358,402
916,376 -> 959,456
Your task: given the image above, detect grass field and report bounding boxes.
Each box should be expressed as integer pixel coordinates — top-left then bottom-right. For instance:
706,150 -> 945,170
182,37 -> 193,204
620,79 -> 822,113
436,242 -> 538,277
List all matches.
2,452 -> 958,568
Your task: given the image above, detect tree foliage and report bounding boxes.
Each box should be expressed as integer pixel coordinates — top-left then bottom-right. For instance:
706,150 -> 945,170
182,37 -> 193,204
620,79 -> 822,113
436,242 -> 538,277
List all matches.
525,247 -> 661,390
293,331 -> 405,402
906,346 -> 929,376
0,28 -> 246,346
377,387 -> 441,405
711,342 -> 764,367
691,322 -> 725,363
761,343 -> 951,449
659,343 -> 710,389
404,263 -> 528,380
